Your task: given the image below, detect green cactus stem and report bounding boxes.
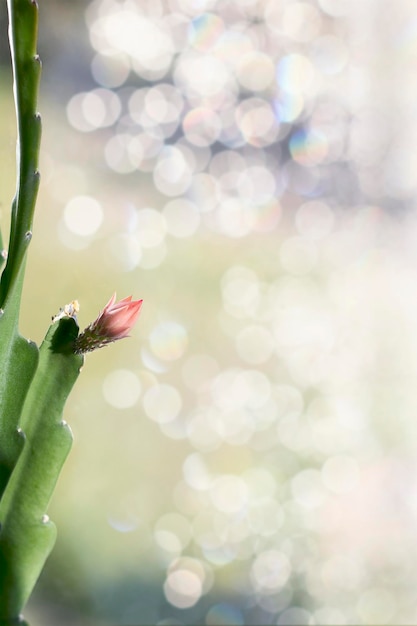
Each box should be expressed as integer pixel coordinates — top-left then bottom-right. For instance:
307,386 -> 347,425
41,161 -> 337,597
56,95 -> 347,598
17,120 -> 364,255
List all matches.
0,229 -> 5,271
0,0 -> 41,309
0,0 -> 42,496
0,316 -> 84,620
0,287 -> 38,500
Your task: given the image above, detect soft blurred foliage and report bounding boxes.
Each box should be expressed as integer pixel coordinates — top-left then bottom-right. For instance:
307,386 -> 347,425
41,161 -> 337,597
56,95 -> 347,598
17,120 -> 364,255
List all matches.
2,0 -> 417,624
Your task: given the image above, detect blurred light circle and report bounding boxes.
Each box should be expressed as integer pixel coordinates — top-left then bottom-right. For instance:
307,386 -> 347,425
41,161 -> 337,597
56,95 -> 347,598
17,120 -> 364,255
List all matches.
154,146 -> 193,196
216,198 -> 256,238
281,2 -> 322,42
240,370 -> 271,409
177,0 -> 217,15
183,107 -> 221,147
105,133 -> 137,173
243,467 -> 277,501
206,603 -> 244,626
291,469 -> 326,509
143,384 -> 182,423
128,87 -> 148,125
314,608 -> 346,625
237,165 -> 276,204
273,307 -> 334,353
286,346 -> 328,388
159,416 -> 188,441
154,530 -> 182,554
81,91 -> 106,127
145,84 -> 184,125
127,135 -> 149,168
321,554 -> 364,593
277,413 -> 307,452
357,588 -> 396,625
135,208 -> 166,248
188,173 -> 219,212
289,129 -> 329,166
237,52 -> 275,92
250,550 -> 291,592
91,89 -> 121,126
102,369 -> 141,409
221,265 -> 260,318
183,452 -> 213,490
124,43 -> 168,80
130,131 -> 163,168
275,383 -> 304,418
277,53 -> 315,95
188,13 -> 225,51
248,499 -> 284,536
67,89 -> 121,131
235,98 -> 277,147
277,607 -> 313,625
163,198 -> 200,238
253,200 -> 282,233
203,545 -> 237,567
218,169 -> 240,194
235,325 -> 274,365
92,10 -> 174,76
187,409 -> 223,452
192,511 -> 225,552
107,513 -> 138,533
91,51 -> 130,87
67,92 -> 95,132
321,455 -> 360,494
211,368 -> 269,412
149,321 -> 188,361
174,53 -> 231,99
164,570 -> 202,608
64,195 -> 103,236
275,92 -> 304,123
257,588 -> 293,614
264,1 -> 284,34
212,27 -> 253,65
186,142 -> 211,172
215,408 -> 255,446
218,109 -> 246,148
318,0 -> 351,16
155,512 -> 192,552
210,475 -> 248,513
210,149 -> 245,178
66,92 -> 89,132
164,11 -> 191,53
295,200 -> 334,239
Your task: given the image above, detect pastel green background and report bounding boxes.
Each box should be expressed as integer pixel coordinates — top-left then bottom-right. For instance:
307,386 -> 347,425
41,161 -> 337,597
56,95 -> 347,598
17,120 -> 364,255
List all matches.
2,1 -> 417,625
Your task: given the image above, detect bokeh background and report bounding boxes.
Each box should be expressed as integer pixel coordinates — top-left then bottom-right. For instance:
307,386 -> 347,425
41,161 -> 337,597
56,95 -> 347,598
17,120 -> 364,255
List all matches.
2,0 -> 417,624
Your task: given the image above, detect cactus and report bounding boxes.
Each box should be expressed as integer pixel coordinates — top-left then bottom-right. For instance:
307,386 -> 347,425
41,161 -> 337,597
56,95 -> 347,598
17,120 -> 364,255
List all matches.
0,0 -> 41,502
0,316 -> 83,618
0,0 -> 142,620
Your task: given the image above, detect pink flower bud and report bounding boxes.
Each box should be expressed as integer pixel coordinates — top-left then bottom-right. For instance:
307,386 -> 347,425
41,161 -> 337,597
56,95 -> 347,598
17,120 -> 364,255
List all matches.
74,293 -> 143,354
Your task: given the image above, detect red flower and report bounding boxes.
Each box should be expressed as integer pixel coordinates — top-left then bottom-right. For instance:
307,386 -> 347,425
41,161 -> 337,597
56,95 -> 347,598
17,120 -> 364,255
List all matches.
74,293 -> 143,353
95,293 -> 142,339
